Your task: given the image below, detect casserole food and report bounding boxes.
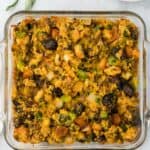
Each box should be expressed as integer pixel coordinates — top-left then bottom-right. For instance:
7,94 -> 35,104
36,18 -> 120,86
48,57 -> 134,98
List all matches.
0,11 -> 150,150
12,16 -> 140,144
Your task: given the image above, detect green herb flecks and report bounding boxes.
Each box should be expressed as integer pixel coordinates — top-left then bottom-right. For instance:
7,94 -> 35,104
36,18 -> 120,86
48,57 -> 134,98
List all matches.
77,70 -> 87,80
100,111 -> 108,119
108,55 -> 118,66
35,111 -> 43,120
17,59 -> 25,72
60,95 -> 71,103
15,31 -> 26,38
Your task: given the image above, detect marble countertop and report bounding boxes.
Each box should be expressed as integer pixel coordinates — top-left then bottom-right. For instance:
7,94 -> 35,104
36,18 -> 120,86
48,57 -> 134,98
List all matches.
0,0 -> 150,149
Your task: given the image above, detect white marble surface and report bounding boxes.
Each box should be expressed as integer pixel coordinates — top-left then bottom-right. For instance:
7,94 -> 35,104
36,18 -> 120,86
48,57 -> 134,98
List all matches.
0,0 -> 150,149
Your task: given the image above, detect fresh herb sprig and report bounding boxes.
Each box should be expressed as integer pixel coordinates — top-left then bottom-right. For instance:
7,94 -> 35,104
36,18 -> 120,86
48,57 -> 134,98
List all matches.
6,0 -> 19,11
6,0 -> 36,11
25,0 -> 36,10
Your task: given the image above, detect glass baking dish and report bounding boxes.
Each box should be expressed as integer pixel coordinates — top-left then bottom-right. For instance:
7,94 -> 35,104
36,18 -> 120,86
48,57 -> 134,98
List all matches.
120,0 -> 143,2
0,11 -> 150,150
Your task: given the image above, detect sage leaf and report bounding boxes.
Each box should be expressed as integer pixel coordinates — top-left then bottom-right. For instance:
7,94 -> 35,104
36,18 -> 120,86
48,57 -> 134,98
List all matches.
6,0 -> 19,11
25,0 -> 36,10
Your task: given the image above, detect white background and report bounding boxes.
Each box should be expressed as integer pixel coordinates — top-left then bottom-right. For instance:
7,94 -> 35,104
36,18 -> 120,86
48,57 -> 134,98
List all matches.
0,0 -> 150,149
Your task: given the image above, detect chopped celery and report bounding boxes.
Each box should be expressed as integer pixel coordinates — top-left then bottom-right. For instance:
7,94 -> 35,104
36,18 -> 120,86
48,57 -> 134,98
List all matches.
100,111 -> 108,119
96,97 -> 101,104
77,70 -> 87,80
59,112 -> 76,125
61,95 -> 71,102
130,77 -> 138,90
16,31 -> 26,38
108,55 -> 118,66
95,24 -> 104,30
123,29 -> 130,37
17,59 -> 24,72
120,123 -> 127,132
35,111 -> 42,120
69,112 -> 76,121
59,114 -> 69,123
106,24 -> 113,30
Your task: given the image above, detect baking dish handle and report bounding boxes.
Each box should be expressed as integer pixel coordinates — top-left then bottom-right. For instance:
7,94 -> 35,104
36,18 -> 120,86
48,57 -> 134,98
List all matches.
0,40 -> 5,134
144,41 -> 150,126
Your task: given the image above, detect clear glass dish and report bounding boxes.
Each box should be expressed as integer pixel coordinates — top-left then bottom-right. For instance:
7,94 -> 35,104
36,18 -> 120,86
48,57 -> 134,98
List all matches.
120,0 -> 143,2
0,11 -> 150,150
